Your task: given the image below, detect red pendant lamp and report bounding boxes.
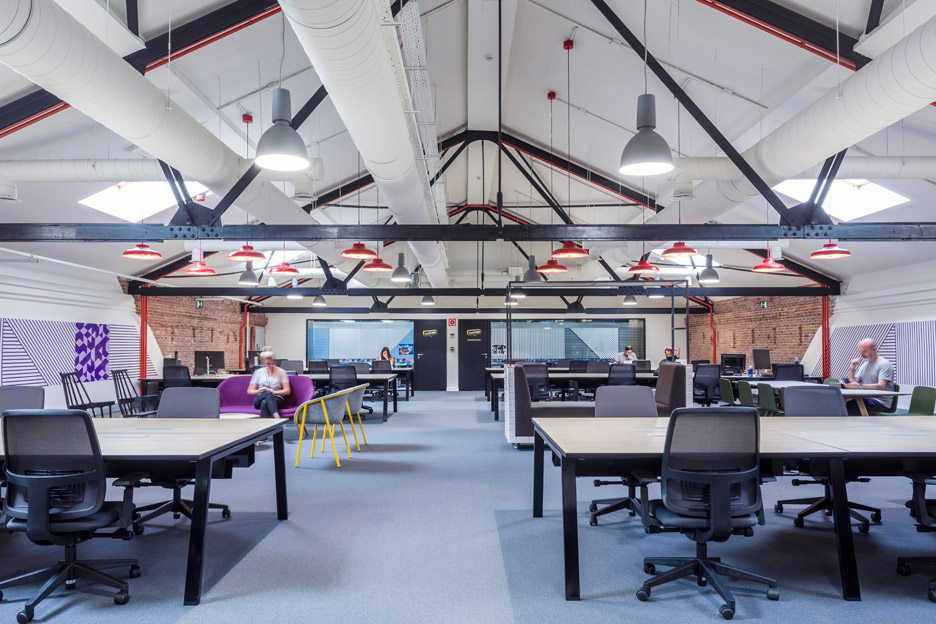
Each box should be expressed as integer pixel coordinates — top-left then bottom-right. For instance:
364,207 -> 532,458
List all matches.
810,240 -> 851,260
537,258 -> 568,273
184,242 -> 216,276
341,242 -> 378,260
362,257 -> 393,272
551,241 -> 589,259
228,244 -> 265,262
122,243 -> 162,261
628,258 -> 659,274
752,257 -> 785,273
269,241 -> 299,275
660,241 -> 699,258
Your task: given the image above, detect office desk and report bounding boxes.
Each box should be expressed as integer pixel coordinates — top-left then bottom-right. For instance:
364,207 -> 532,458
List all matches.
305,373 -> 398,421
754,379 -> 907,415
0,418 -> 288,606
487,372 -> 658,420
532,416 -> 936,602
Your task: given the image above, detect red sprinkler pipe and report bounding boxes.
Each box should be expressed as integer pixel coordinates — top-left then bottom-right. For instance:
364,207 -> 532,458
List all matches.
821,295 -> 831,378
139,292 -> 148,391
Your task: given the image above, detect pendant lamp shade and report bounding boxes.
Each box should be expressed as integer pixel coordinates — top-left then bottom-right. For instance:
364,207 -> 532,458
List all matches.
184,261 -> 216,276
255,88 -> 310,172
810,241 -> 852,260
660,241 -> 699,258
311,295 -> 327,307
122,243 -> 162,261
622,294 -> 638,306
697,254 -> 720,283
628,258 -> 659,274
752,257 -> 785,273
228,244 -> 265,262
551,241 -> 589,259
523,256 -> 543,282
238,267 -> 259,286
391,253 -> 411,282
421,295 -> 435,306
341,242 -> 378,260
287,277 -> 303,299
537,258 -> 568,273
619,94 -> 674,176
362,257 -> 393,272
510,288 -> 526,299
269,262 -> 299,275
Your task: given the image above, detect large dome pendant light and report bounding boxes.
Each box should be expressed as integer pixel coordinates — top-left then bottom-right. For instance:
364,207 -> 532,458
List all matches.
185,241 -> 216,276
390,253 -> 411,282
537,258 -> 568,274
810,239 -> 852,260
269,241 -> 299,275
752,243 -> 786,273
523,255 -> 543,282
363,244 -> 393,273
122,243 -> 162,261
238,262 -> 259,286
697,253 -> 720,283
552,241 -> 588,259
229,244 -> 265,262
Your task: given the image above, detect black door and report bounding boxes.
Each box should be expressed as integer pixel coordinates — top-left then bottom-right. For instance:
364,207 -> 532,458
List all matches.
414,320 -> 447,391
458,320 -> 490,391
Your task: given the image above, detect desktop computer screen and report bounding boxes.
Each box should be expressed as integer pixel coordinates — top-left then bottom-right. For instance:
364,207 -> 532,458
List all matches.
194,351 -> 225,375
720,353 -> 746,373
753,349 -> 771,371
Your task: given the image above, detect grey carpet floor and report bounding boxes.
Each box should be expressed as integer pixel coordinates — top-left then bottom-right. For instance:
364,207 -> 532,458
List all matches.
1,391 -> 935,623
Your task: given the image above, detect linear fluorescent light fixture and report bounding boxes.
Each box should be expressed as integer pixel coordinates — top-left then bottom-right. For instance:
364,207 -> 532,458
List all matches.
80,181 -> 208,222
773,178 -> 908,221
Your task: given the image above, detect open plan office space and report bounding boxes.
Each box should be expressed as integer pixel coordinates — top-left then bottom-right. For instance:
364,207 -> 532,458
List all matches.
2,0 -> 936,622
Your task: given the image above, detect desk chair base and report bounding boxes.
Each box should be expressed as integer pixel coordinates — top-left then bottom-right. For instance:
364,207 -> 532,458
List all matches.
589,478 -> 639,526
0,543 -> 139,623
775,482 -> 881,533
638,542 -> 778,620
896,556 -> 936,602
134,487 -> 230,525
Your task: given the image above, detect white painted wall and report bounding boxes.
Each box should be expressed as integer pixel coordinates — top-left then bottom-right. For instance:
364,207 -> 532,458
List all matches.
0,262 -> 161,408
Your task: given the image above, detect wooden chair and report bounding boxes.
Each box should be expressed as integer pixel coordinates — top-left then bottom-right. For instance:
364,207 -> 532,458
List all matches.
111,369 -> 158,418
59,372 -> 114,418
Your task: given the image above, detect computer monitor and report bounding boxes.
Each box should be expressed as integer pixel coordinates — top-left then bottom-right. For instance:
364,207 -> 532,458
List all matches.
753,349 -> 771,371
194,350 -> 225,375
720,353 -> 746,374
634,359 -> 652,373
163,357 -> 181,370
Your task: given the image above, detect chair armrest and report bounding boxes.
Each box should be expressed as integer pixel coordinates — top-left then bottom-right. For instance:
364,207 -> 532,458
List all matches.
113,472 -> 150,529
904,472 -> 936,486
631,469 -> 658,485
112,472 -> 149,488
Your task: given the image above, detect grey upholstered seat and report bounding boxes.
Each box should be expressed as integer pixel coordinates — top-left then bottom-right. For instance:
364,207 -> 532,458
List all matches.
0,385 -> 44,413
595,385 -> 657,418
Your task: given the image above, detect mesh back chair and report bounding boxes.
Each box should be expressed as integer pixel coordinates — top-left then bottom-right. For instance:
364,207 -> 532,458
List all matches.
693,364 -> 722,406
0,410 -> 144,622
905,385 -> 936,415
162,365 -> 193,388
280,360 -> 304,375
756,383 -> 784,416
896,472 -> 936,601
111,369 -> 158,418
133,388 -> 231,526
352,362 -> 370,375
0,386 -> 44,413
691,359 -> 711,373
371,360 -> 392,372
634,359 -> 652,373
774,385 -> 880,533
637,407 -> 778,619
568,360 -> 588,373
557,359 -> 572,368
586,361 -> 610,374
294,385 -> 369,467
307,360 -> 329,373
520,364 -> 551,402
737,380 -> 758,409
773,363 -> 804,381
608,363 -> 637,386
719,378 -> 737,406
330,366 -> 372,415
590,386 -> 659,526
59,372 -> 114,418
327,359 -> 341,367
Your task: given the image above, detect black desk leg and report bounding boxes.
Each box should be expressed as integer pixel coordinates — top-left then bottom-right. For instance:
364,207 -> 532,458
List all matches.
561,458 -> 580,600
392,379 -> 398,413
485,373 -> 490,400
533,431 -> 544,518
382,381 -> 389,421
273,429 -> 288,520
403,375 -> 409,401
828,458 -> 861,601
494,381 -> 500,421
573,381 -> 580,402
183,457 -> 213,605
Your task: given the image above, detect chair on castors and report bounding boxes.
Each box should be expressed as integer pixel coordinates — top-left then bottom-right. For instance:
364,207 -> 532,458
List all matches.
0,386 -> 44,413
896,472 -> 936,602
307,360 -> 329,373
162,365 -> 193,388
330,366 -> 372,416
774,385 -> 881,532
351,362 -> 370,375
59,372 -> 114,418
280,360 -> 304,375
608,364 -> 637,386
519,363 -> 552,402
111,369 -> 158,417
654,363 -> 686,418
568,360 -> 588,373
636,407 -> 778,619
133,388 -> 231,526
719,378 -> 737,406
585,361 -> 610,374
0,410 -> 145,623
589,386 -> 659,526
693,364 -> 722,406
371,360 -> 392,372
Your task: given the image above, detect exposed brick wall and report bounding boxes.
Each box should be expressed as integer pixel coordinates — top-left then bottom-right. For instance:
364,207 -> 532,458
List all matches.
689,296 -> 831,367
121,281 -> 267,371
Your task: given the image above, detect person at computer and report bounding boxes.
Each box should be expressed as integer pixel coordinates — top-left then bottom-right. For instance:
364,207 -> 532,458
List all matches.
843,338 -> 895,415
654,346 -> 680,372
379,346 -> 393,362
247,347 -> 292,419
615,346 -> 636,363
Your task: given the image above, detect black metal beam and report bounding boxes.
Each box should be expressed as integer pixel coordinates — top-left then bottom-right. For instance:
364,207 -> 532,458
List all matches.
598,258 -> 623,281
126,0 -> 140,37
259,306 -> 708,315
126,284 -> 834,298
10,222 -> 936,242
303,173 -> 374,213
343,261 -> 366,285
745,249 -> 840,293
865,0 -> 885,34
592,0 -> 796,224
138,252 -> 218,282
500,146 -> 573,224
430,141 -> 469,187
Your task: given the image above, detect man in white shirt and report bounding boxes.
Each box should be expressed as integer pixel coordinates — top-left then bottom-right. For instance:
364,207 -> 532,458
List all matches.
615,346 -> 636,364
845,338 -> 894,414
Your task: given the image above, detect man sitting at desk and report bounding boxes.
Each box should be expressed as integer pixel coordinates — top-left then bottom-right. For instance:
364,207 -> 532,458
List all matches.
654,346 -> 680,373
844,338 -> 894,414
615,345 -> 636,363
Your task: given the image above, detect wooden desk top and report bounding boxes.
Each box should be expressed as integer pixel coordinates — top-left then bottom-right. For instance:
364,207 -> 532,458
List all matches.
305,373 -> 396,381
490,372 -> 657,380
752,380 -> 907,399
0,418 -> 285,461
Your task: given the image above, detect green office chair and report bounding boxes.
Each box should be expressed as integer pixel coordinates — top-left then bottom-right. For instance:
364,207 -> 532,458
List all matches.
905,385 -> 936,416
823,378 -> 840,385
757,383 -> 783,416
737,381 -> 758,409
719,378 -> 737,406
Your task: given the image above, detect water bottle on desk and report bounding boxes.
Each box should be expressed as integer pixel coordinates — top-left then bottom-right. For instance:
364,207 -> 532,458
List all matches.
748,365 -> 754,378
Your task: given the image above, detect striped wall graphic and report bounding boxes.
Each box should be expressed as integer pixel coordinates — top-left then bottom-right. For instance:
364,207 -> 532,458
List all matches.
0,319 -> 46,386
108,324 -> 158,378
1,318 -> 74,386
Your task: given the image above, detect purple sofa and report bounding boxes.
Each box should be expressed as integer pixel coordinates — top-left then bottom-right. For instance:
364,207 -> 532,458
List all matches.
218,375 -> 314,419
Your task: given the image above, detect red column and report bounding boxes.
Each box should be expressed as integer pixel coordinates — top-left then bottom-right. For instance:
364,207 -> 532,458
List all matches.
821,295 -> 831,378
140,293 -> 149,383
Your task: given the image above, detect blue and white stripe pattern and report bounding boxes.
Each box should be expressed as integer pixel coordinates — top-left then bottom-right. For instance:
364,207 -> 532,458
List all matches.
814,321 -> 932,384
1,318 -> 74,386
107,323 -> 157,378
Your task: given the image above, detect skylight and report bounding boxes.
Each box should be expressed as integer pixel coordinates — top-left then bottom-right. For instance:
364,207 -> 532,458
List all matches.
773,179 -> 908,221
80,181 -> 208,222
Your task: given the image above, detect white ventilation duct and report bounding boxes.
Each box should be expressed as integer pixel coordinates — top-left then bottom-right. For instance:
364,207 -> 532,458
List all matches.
671,156 -> 936,181
0,0 -> 368,280
278,0 -> 449,287
0,159 -> 323,183
630,14 -> 936,255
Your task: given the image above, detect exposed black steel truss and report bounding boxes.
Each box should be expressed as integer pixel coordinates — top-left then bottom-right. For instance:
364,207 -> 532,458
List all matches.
257,306 -> 707,315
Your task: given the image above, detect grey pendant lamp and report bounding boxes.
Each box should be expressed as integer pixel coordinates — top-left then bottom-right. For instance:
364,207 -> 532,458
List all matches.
256,88 -> 310,171
698,254 -> 720,284
391,253 -> 410,283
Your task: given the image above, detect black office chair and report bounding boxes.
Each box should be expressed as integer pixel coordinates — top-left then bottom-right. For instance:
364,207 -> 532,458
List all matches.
691,359 -> 711,373
608,363 -> 637,386
896,473 -> 936,602
162,364 -> 193,388
637,407 -> 778,619
0,410 -> 144,622
280,360 -> 304,375
307,360 -> 329,373
520,363 -> 551,402
59,372 -> 114,418
585,361 -> 610,374
773,363 -> 804,381
133,388 -> 231,525
371,360 -> 393,372
111,369 -> 158,418
568,360 -> 588,373
589,386 -> 659,526
330,366 -> 372,416
634,359 -> 652,373
352,362 -> 370,375
0,386 -> 44,412
693,364 -> 722,406
326,359 -> 341,367
774,385 -> 881,532
556,358 -> 572,368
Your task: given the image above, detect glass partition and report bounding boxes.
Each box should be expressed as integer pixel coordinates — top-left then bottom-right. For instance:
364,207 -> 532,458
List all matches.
490,319 -> 645,365
306,320 -> 414,367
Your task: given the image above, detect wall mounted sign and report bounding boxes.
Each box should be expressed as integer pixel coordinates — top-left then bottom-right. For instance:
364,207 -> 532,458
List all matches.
422,329 -> 438,338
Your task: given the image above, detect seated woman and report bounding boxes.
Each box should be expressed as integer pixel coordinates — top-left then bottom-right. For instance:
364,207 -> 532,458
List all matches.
379,346 -> 393,362
247,347 -> 291,418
